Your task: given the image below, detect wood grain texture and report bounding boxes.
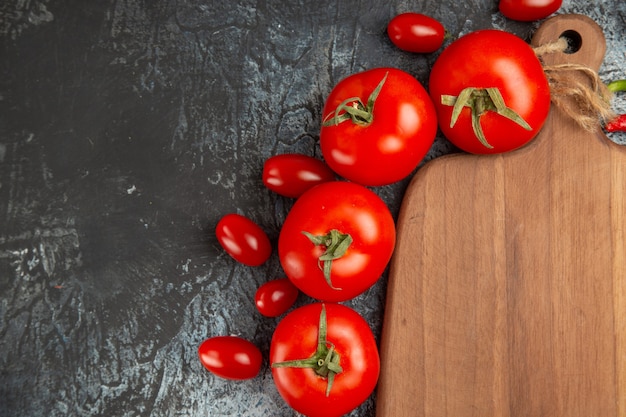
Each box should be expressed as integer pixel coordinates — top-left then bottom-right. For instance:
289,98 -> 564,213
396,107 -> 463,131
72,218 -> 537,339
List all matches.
377,14 -> 626,417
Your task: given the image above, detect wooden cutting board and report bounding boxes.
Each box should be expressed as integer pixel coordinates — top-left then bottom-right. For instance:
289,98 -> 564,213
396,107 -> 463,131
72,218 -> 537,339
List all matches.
377,14 -> 625,417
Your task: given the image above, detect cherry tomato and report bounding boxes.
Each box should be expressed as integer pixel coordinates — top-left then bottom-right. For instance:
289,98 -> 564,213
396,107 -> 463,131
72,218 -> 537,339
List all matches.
320,67 -> 437,186
429,29 -> 551,154
387,12 -> 445,53
499,0 -> 562,22
215,213 -> 272,266
198,336 -> 263,380
255,278 -> 299,317
270,303 -> 379,417
262,154 -> 336,198
278,181 -> 395,302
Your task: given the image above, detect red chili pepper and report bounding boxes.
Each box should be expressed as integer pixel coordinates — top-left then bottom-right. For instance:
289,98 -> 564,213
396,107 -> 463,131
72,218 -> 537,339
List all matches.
605,79 -> 626,132
605,114 -> 626,132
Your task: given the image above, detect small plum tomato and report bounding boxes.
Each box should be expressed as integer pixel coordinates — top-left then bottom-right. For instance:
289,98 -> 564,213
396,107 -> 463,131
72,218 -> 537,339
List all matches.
387,12 -> 446,53
198,336 -> 263,380
215,213 -> 272,266
499,0 -> 562,22
255,278 -> 299,317
263,154 -> 336,198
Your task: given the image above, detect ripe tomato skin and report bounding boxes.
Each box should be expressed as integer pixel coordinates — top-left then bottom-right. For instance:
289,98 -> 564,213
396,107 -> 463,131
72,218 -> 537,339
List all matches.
255,278 -> 299,317
270,303 -> 380,417
387,13 -> 445,53
198,336 -> 263,380
263,154 -> 336,198
429,29 -> 551,154
215,213 -> 272,266
278,181 -> 395,302
499,0 -> 562,22
320,67 -> 437,186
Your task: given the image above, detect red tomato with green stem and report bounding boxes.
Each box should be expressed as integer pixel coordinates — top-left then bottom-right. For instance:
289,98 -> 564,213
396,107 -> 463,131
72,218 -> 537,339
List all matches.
263,154 -> 336,198
429,29 -> 551,154
270,303 -> 380,417
387,12 -> 446,53
215,213 -> 272,266
278,181 -> 395,302
499,0 -> 562,22
198,336 -> 263,380
320,67 -> 437,186
255,278 -> 299,317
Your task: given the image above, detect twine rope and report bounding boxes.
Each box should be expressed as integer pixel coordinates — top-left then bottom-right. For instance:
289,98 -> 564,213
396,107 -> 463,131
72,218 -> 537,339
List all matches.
533,38 -> 616,131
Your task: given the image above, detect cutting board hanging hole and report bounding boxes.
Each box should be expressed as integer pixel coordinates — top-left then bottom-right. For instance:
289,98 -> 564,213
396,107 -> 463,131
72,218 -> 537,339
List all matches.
533,15 -> 616,131
560,30 -> 582,54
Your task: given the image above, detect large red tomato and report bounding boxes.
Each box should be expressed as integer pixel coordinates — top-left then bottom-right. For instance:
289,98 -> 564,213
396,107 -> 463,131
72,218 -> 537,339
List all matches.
429,29 -> 551,154
278,181 -> 395,302
270,303 -> 380,417
320,67 -> 437,186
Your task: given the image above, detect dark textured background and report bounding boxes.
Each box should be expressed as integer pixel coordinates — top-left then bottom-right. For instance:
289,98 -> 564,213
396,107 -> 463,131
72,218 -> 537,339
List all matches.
1,1 -> 624,416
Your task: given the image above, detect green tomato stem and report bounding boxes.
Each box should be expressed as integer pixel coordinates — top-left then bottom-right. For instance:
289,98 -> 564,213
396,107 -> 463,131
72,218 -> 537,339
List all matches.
271,305 -> 343,397
322,72 -> 388,127
441,87 -> 532,149
302,229 -> 352,290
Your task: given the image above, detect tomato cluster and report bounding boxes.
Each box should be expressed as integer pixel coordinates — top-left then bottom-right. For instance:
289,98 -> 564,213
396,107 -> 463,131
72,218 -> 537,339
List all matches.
207,177 -> 394,415
200,3 -> 562,416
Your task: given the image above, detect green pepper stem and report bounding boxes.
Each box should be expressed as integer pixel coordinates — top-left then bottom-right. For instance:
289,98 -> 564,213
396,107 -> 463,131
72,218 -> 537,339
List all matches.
607,79 -> 626,93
